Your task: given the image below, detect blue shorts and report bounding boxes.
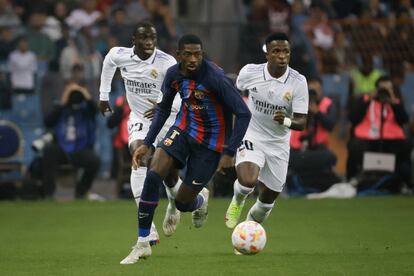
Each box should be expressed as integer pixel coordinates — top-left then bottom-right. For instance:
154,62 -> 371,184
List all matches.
159,126 -> 221,191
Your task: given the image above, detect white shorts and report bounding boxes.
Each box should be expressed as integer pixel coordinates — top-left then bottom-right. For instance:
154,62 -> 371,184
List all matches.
127,112 -> 171,147
235,139 -> 288,192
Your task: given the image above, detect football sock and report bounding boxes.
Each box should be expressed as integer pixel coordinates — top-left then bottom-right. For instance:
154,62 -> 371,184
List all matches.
164,178 -> 182,208
131,167 -> 147,207
233,179 -> 254,204
175,194 -> 204,212
247,199 -> 274,223
138,171 -> 162,238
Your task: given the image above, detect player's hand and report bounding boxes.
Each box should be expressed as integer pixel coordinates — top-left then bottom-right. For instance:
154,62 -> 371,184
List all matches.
273,110 -> 285,124
99,101 -> 113,116
144,99 -> 158,120
309,102 -> 319,114
132,144 -> 150,170
216,154 -> 234,175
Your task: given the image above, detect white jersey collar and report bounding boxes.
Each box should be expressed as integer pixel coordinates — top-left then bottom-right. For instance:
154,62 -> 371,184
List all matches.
264,63 -> 290,83
130,46 -> 157,64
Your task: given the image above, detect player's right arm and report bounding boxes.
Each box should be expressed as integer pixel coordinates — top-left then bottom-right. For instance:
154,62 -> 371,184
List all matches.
143,67 -> 177,147
98,47 -> 120,115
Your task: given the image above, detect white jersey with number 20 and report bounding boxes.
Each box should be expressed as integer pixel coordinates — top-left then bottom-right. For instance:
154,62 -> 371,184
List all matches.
236,64 -> 308,161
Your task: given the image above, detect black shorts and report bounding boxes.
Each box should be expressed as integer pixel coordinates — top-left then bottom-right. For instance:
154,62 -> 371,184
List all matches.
159,126 -> 221,190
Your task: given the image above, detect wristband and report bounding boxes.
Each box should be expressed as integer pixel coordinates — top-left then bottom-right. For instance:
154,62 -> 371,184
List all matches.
283,117 -> 292,128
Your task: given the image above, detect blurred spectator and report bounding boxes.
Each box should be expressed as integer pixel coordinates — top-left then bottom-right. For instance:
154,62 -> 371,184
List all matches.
0,27 -> 14,64
239,0 -> 268,65
304,3 -> 334,50
65,0 -> 102,31
42,83 -> 100,199
50,23 -> 70,72
106,95 -> 131,197
41,1 -> 68,42
25,12 -> 55,82
59,39 -> 80,81
383,7 -> 414,76
109,8 -> 134,47
68,63 -> 87,86
0,0 -> 22,36
289,0 -> 319,79
360,0 -> 389,19
95,20 -> 112,57
288,78 -> 339,192
122,0 -> 151,24
0,69 -> 11,109
142,0 -> 176,51
267,0 -> 291,34
349,55 -> 383,102
347,75 -> 411,187
74,26 -> 103,97
7,36 -> 36,94
332,0 -> 363,19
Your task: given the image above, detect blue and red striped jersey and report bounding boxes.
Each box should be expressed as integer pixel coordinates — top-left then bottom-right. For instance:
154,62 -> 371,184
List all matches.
144,60 -> 251,156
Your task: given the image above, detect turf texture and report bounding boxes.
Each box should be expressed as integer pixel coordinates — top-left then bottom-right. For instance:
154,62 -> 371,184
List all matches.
1,197 -> 413,275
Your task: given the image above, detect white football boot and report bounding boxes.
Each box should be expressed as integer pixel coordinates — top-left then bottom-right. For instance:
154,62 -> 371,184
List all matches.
119,241 -> 151,264
192,188 -> 209,228
162,202 -> 181,237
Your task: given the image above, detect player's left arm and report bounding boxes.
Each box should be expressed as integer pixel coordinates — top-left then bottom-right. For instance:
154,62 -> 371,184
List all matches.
216,76 -> 252,156
273,78 -> 309,131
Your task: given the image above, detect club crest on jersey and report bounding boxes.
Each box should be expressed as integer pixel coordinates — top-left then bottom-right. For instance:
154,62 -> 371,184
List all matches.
194,90 -> 205,100
268,90 -> 274,99
150,69 -> 158,79
282,91 -> 292,102
163,138 -> 173,146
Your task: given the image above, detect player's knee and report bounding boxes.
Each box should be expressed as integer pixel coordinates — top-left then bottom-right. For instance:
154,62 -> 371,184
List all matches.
174,199 -> 192,212
238,177 -> 257,188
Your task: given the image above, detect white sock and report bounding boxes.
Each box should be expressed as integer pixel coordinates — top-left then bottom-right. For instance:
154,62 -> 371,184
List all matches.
233,179 -> 254,205
246,199 -> 274,223
164,178 -> 182,209
130,167 -> 147,208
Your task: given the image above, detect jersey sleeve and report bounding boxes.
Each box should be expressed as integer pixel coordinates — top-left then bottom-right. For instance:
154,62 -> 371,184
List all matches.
292,78 -> 309,114
235,65 -> 249,91
216,74 -> 251,156
144,68 -> 178,146
99,47 -> 119,101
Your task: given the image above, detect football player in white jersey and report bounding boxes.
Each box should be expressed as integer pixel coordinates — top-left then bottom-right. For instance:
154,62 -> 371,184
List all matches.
224,33 -> 309,235
98,21 -> 181,264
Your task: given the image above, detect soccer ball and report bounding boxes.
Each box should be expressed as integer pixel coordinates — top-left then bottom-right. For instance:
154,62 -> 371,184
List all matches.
231,221 -> 267,255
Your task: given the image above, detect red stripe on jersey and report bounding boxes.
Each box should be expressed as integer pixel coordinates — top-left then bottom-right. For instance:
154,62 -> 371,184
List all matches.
188,80 -> 204,143
212,96 -> 225,152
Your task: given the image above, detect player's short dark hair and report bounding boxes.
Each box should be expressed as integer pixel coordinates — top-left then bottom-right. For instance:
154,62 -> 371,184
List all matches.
178,34 -> 203,50
375,75 -> 391,87
134,21 -> 156,35
265,33 -> 289,45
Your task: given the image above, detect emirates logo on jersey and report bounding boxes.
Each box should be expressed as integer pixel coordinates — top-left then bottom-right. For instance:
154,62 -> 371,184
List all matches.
150,69 -> 158,79
282,91 -> 292,102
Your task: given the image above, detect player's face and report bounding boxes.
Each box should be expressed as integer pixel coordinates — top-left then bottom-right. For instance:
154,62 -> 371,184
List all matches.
266,40 -> 290,69
178,44 -> 203,76
132,26 -> 157,59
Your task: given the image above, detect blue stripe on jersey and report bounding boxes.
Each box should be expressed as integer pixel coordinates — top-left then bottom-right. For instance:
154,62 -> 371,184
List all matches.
199,83 -> 219,148
186,81 -> 199,138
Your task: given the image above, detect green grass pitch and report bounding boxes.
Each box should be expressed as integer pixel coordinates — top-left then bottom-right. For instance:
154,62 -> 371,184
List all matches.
1,197 -> 414,275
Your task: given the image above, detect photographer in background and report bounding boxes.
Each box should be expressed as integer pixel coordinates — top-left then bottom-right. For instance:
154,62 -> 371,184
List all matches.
347,75 -> 412,191
288,78 -> 339,193
41,83 -> 100,199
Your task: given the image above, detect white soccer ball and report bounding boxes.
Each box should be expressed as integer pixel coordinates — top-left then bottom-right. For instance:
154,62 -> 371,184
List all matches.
231,221 -> 267,255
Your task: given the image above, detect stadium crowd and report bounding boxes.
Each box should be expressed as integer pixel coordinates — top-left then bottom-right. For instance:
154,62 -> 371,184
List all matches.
0,0 -> 414,200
